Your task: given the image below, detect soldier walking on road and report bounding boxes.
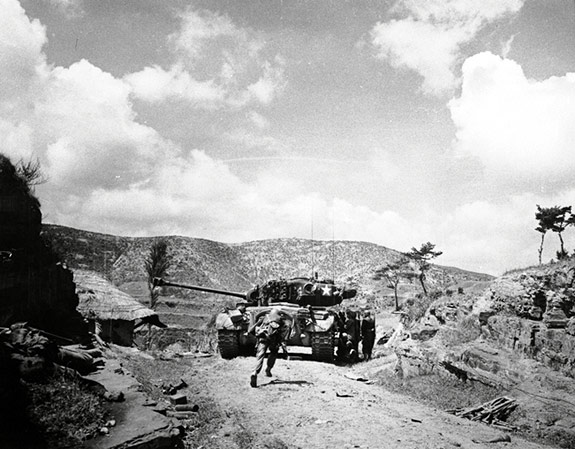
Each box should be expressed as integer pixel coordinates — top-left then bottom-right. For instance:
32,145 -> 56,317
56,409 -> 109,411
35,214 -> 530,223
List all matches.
247,307 -> 290,388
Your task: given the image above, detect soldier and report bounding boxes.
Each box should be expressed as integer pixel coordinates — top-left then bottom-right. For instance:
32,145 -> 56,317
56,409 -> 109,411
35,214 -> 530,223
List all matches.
344,309 -> 360,362
361,310 -> 376,361
247,307 -> 289,388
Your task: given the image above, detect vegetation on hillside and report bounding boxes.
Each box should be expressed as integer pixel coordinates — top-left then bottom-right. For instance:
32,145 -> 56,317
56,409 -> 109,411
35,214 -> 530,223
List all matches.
372,257 -> 414,310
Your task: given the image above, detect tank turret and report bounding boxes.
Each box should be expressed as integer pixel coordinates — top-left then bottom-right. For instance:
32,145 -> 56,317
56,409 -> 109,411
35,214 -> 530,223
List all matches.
153,276 -> 356,307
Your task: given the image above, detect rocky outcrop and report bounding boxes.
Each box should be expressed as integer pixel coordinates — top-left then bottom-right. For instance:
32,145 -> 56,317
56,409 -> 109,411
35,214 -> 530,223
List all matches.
485,315 -> 575,377
395,263 -> 575,380
470,264 -> 575,376
0,154 -> 87,340
476,266 -> 575,322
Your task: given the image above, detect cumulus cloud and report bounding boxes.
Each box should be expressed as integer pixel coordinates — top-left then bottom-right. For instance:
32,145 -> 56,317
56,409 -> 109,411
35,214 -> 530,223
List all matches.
0,0 -> 47,110
246,58 -> 285,105
38,60 -> 178,191
125,65 -> 226,106
43,0 -> 84,18
449,52 -> 575,182
369,0 -> 524,95
0,0 -> 289,244
0,0 -> 48,160
0,1 -> 175,206
4,0 -> 568,278
170,8 -> 252,60
125,8 -> 285,108
248,111 -> 269,129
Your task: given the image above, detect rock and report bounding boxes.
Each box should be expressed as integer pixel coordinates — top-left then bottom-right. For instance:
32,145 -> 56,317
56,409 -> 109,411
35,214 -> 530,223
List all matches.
543,291 -> 568,329
410,315 -> 440,341
478,311 -> 495,325
104,391 -> 124,402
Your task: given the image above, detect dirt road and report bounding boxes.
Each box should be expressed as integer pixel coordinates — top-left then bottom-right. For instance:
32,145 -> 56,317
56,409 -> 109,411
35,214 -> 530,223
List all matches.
180,351 -> 552,449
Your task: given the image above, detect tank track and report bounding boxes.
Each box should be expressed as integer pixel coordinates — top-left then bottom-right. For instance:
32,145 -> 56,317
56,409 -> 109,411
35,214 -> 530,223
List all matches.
311,332 -> 334,363
218,330 -> 240,359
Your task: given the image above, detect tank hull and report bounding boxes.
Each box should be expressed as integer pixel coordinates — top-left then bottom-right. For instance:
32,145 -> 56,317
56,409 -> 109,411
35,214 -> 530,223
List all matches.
215,303 -> 337,362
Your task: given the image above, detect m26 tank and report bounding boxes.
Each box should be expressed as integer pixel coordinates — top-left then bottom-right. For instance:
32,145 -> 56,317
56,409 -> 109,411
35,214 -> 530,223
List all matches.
153,277 -> 357,363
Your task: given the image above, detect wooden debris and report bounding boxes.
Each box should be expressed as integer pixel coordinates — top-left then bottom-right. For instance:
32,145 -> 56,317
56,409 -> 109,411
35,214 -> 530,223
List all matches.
336,391 -> 354,397
174,404 -> 199,412
344,372 -> 369,382
446,396 -> 518,430
439,361 -> 501,387
165,411 -> 196,419
472,434 -> 511,444
169,393 -> 187,405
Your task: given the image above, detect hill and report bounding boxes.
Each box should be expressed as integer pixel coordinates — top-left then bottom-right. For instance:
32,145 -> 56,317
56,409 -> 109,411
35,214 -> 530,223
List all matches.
41,224 -> 493,297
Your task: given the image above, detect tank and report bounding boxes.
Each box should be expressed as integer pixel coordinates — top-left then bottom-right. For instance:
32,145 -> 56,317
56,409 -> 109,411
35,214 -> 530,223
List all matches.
153,276 -> 358,362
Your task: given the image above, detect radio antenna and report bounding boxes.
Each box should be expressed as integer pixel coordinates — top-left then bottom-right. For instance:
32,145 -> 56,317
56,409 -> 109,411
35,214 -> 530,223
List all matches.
310,204 -> 315,279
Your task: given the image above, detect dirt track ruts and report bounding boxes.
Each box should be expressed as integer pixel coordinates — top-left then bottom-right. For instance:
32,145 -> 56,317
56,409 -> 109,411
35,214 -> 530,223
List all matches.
181,352 -> 552,449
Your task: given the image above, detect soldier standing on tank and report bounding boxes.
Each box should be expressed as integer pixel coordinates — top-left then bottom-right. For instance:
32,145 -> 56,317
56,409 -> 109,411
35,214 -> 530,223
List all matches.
361,310 -> 376,361
247,307 -> 289,388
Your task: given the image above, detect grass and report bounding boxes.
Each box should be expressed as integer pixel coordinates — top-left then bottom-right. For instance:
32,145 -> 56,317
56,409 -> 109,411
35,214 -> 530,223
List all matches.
25,370 -> 110,448
135,326 -> 218,353
376,371 -> 503,412
503,257 -> 575,276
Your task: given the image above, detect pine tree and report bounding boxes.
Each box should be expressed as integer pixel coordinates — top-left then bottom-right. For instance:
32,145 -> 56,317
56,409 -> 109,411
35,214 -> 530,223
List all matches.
406,242 -> 442,296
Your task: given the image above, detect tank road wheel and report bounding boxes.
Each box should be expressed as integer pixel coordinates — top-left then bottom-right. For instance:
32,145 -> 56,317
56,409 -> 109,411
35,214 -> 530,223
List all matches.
218,330 -> 240,359
311,332 -> 334,363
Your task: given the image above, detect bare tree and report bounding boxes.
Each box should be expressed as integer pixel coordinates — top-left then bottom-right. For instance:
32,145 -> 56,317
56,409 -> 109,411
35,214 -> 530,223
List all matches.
406,242 -> 442,296
144,239 -> 171,309
373,257 -> 414,311
15,158 -> 47,188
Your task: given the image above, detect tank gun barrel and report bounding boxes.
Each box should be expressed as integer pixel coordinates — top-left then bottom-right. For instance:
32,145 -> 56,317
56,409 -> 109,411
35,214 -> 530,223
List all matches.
153,277 -> 247,299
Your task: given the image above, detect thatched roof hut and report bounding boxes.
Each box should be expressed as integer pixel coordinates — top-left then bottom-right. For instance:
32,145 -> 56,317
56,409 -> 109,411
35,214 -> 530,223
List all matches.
73,269 -> 163,345
74,269 -> 155,321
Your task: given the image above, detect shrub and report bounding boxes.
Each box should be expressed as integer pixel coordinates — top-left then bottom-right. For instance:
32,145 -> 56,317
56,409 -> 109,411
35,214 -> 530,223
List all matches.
26,371 -> 109,447
403,291 -> 441,324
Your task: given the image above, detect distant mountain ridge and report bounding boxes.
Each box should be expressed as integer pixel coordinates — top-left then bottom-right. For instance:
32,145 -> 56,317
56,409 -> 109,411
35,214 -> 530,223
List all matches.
41,224 -> 494,296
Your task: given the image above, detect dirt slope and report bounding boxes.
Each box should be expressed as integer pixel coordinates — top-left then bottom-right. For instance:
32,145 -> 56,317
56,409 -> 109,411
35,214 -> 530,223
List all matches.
181,354 -> 551,449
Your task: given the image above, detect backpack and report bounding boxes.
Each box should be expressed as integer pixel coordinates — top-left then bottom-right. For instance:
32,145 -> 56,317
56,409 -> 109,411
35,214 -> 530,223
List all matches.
255,319 -> 281,340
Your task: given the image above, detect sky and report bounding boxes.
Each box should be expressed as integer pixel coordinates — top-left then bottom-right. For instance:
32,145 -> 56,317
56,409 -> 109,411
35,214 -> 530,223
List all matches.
1,0 -> 575,276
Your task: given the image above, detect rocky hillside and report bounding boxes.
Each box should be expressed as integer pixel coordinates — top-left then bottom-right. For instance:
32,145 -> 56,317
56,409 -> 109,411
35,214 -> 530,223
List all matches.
42,224 -> 493,297
381,258 -> 575,446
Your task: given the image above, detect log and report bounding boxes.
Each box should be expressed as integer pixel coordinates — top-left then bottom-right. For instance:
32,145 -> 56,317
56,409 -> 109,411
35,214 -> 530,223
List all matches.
166,411 -> 196,419
174,404 -> 199,412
